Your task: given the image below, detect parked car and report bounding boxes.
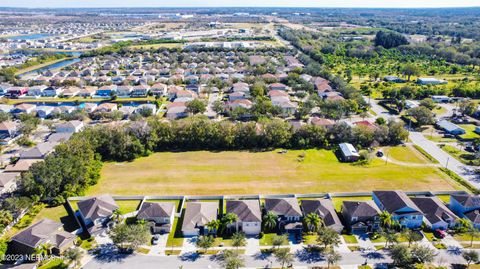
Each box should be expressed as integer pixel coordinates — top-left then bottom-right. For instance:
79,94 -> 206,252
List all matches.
376,150 -> 384,157
434,229 -> 446,239
152,234 -> 161,245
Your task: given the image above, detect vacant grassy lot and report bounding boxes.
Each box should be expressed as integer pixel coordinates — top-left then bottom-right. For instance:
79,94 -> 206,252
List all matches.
89,149 -> 460,196
383,145 -> 429,164
459,124 -> 480,140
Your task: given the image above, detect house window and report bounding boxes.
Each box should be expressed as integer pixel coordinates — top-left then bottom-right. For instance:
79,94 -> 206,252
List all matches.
245,223 -> 249,227
352,217 -> 358,222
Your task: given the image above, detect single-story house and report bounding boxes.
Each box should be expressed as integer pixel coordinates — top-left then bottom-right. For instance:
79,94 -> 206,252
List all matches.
55,120 -> 84,133
76,195 -> 119,236
137,202 -> 176,234
10,218 -> 75,255
226,200 -> 262,236
436,120 -> 466,135
36,106 -> 55,119
181,202 -> 218,236
19,142 -> 56,159
411,196 -> 458,230
4,159 -> 41,173
450,194 -> 480,229
338,143 -> 360,162
417,78 -> 447,85
0,172 -> 20,195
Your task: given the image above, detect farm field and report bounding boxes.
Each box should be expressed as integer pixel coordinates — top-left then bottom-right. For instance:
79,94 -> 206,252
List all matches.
88,148 -> 461,196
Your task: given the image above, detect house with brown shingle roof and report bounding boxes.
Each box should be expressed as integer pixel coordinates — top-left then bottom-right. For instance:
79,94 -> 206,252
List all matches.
76,195 -> 119,235
137,202 -> 176,234
342,200 -> 381,234
301,199 -> 344,233
264,198 -> 303,233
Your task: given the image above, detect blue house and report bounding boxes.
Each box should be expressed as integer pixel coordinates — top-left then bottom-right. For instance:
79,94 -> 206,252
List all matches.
450,194 -> 480,229
436,120 -> 466,135
372,190 -> 423,229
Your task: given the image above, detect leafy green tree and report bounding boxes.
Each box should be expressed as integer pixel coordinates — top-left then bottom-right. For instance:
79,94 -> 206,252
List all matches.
419,98 -> 436,110
316,226 -> 340,250
274,247 -> 294,268
212,100 -> 224,115
390,244 -> 411,267
110,223 -> 150,252
263,211 -> 278,232
186,99 -> 206,115
218,249 -> 245,269
411,244 -> 435,264
406,106 -> 435,126
0,210 -> 13,230
272,234 -> 288,250
221,213 -> 238,235
382,230 -> 399,248
374,31 -> 409,49
0,112 -> 11,123
0,240 -> 7,260
401,64 -> 421,81
402,229 -> 422,246
459,100 -> 477,116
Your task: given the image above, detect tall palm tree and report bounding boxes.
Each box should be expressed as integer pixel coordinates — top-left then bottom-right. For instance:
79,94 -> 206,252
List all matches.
65,248 -> 83,268
206,219 -> 221,237
263,211 -> 278,232
221,213 -> 238,235
379,211 -> 393,229
304,213 -> 322,233
231,232 -> 247,250
35,242 -> 53,256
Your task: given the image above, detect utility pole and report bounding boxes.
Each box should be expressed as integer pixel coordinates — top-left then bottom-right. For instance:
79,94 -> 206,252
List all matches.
445,157 -> 450,169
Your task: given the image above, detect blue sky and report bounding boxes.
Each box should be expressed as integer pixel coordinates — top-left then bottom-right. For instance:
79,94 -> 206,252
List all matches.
1,0 -> 479,8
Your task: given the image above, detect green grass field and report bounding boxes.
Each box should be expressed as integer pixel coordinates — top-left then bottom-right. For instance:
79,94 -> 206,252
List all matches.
383,146 -> 429,164
89,149 -> 459,196
459,124 -> 480,140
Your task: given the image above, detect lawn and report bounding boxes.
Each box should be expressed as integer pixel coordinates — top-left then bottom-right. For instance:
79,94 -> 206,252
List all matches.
459,124 -> 480,140
440,145 -> 480,166
89,149 -> 460,196
383,145 -> 430,164
454,233 -> 480,242
342,234 -> 358,244
259,233 -> 288,246
32,204 -> 79,232
38,258 -> 67,269
116,200 -> 141,214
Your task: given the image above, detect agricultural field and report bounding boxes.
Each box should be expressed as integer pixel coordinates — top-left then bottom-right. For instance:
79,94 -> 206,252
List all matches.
88,148 -> 461,196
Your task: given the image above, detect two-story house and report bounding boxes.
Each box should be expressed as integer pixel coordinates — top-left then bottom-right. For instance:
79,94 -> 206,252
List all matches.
76,195 -> 119,236
264,197 -> 303,233
450,194 -> 480,229
342,200 -> 381,234
372,190 -> 424,229
301,199 -> 344,233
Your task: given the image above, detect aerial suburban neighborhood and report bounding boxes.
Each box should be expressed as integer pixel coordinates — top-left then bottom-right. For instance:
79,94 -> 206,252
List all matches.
0,2 -> 479,269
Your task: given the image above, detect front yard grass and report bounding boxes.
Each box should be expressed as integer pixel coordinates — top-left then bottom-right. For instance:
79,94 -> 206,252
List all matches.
440,144 -> 480,166
383,145 -> 430,164
38,258 -> 68,269
303,234 -> 317,245
259,233 -> 288,246
458,124 -> 480,140
422,231 -> 436,242
91,149 -> 458,196
342,234 -> 358,244
454,233 -> 480,242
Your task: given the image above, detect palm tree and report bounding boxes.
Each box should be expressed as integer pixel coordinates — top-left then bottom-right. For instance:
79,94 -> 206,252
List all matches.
379,211 -> 393,229
325,249 -> 342,269
231,232 -> 247,250
221,213 -> 238,235
65,248 -> 83,268
467,225 -> 480,247
382,230 -> 399,248
35,242 -> 53,256
206,219 -> 221,237
111,209 -> 123,224
263,211 -> 278,232
274,248 -> 294,268
304,213 -> 322,233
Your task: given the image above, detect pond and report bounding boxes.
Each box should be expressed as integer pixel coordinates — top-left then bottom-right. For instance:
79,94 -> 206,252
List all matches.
19,58 -> 81,77
7,33 -> 52,40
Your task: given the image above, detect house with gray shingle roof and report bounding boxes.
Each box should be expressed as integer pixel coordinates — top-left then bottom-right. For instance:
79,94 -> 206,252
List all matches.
10,218 -> 75,255
264,198 -> 303,233
19,142 -> 56,159
450,194 -> 480,229
226,200 -> 261,236
342,200 -> 381,234
372,190 -> 423,229
76,195 -> 119,235
181,202 -> 218,236
411,196 -> 457,230
137,202 -> 176,234
301,199 -> 344,233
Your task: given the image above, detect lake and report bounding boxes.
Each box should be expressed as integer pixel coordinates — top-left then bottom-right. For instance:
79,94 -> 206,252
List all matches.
19,58 -> 81,77
7,33 -> 52,40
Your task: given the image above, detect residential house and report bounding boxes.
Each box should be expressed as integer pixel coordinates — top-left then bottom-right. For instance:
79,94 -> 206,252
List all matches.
181,202 -> 218,236
131,85 -> 149,98
0,172 -> 20,194
0,121 -> 18,138
436,120 -> 466,135
78,87 -> 96,98
47,132 -> 73,144
95,103 -> 118,113
137,202 -> 176,234
150,83 -> 168,96
114,85 -> 132,98
26,86 -> 47,97
372,190 -> 424,229
338,143 -> 360,162
342,201 -> 381,234
226,200 -> 262,236
62,87 -> 81,97
55,120 -> 84,133
76,195 -> 119,236
166,103 -> 188,120
35,106 -> 55,119
301,199 -> 344,233
10,218 -> 75,255
12,103 -> 36,115
269,83 -> 287,91
310,117 -> 335,128
264,198 -> 303,233
42,86 -> 62,97
5,159 -> 41,172
83,103 -> 98,113
5,87 -> 28,98
384,76 -> 405,83
19,142 -> 56,159
431,95 -> 451,103
0,104 -> 13,113
136,104 -> 157,115
96,85 -> 117,97
411,196 -> 457,230
450,194 -> 480,229
417,78 -> 447,85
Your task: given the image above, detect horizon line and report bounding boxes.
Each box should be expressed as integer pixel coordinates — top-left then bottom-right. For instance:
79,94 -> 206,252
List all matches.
1,6 -> 480,9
